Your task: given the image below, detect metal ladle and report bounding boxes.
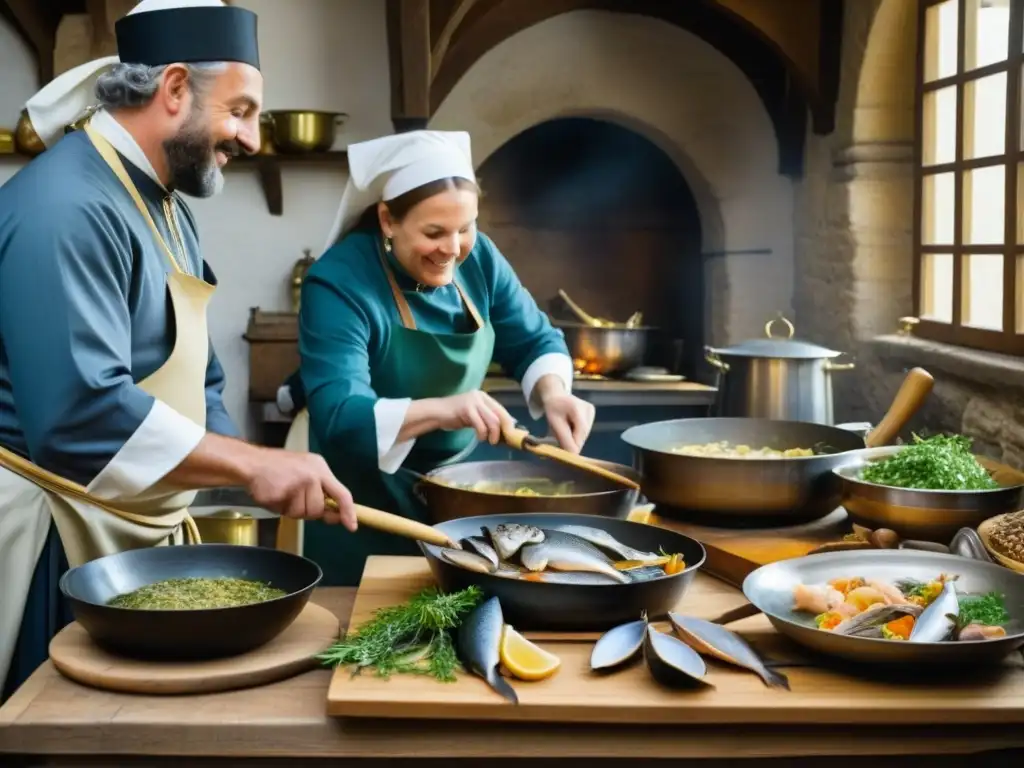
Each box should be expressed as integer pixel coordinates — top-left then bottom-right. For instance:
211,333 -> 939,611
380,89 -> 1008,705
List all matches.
558,289 -> 643,329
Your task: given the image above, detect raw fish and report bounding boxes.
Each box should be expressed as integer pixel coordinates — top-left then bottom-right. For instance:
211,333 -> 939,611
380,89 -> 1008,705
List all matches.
909,580 -> 959,642
456,597 -> 518,704
831,602 -> 922,638
520,530 -> 630,584
668,613 -> 789,690
462,535 -> 499,568
440,548 -> 495,574
522,571 -> 622,585
552,524 -> 661,562
488,523 -> 544,561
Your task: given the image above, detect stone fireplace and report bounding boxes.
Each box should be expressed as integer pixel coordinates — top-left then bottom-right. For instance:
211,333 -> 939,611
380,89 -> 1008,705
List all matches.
429,10 -> 801,365
475,116 -> 702,376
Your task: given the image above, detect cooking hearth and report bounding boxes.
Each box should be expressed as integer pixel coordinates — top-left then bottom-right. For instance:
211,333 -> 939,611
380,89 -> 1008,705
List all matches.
476,116 -> 703,378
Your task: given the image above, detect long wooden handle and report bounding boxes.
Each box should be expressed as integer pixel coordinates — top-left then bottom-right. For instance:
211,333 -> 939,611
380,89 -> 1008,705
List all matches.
864,367 -> 934,448
502,425 -> 641,490
324,499 -> 457,548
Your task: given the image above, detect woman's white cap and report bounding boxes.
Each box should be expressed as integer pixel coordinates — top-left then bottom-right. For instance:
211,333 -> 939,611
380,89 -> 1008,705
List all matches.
323,130 -> 475,250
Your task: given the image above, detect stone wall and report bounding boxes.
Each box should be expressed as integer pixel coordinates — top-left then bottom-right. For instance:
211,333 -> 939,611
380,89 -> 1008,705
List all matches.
793,0 -> 1024,468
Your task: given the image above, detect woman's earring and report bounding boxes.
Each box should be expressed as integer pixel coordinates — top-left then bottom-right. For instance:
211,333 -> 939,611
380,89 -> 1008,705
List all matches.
383,236 -> 393,253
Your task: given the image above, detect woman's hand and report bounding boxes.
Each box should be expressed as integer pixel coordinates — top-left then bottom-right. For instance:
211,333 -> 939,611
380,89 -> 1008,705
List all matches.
434,391 -> 517,445
533,374 -> 595,454
543,393 -> 595,454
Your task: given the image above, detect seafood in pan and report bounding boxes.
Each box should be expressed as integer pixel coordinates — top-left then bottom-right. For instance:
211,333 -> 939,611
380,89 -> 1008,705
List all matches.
438,522 -> 688,585
792,573 -> 1011,642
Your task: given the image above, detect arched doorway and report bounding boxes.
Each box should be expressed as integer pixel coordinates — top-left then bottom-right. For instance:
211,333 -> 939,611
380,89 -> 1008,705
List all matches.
477,116 -> 703,376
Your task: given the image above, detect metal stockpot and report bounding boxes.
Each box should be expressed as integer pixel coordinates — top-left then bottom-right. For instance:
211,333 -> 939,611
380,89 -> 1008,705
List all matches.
704,314 -> 855,425
556,321 -> 650,376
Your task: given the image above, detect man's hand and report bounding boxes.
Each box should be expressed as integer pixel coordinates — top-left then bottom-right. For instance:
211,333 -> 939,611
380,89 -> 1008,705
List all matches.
245,448 -> 357,529
533,374 -> 595,454
164,433 -> 358,530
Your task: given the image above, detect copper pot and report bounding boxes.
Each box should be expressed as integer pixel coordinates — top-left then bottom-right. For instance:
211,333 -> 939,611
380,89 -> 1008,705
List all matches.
265,110 -> 347,154
14,110 -> 45,156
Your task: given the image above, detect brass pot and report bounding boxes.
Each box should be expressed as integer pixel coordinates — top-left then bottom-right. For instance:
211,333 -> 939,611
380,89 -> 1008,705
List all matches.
14,110 -> 45,156
193,509 -> 259,546
265,110 -> 347,154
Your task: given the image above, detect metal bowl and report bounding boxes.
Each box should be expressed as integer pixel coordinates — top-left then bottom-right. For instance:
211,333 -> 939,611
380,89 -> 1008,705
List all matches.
419,512 -> 705,631
556,321 -> 651,376
743,548 -> 1024,667
834,446 -> 1024,543
418,459 -> 642,523
265,110 -> 348,153
58,544 -> 322,660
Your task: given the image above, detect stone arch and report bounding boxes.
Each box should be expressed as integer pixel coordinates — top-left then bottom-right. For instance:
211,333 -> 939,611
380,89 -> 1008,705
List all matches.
429,9 -> 795,343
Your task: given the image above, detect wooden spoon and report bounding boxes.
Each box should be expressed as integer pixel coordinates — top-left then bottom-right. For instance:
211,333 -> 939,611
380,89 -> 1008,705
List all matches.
324,499 -> 458,549
863,366 -> 934,448
500,424 -> 641,491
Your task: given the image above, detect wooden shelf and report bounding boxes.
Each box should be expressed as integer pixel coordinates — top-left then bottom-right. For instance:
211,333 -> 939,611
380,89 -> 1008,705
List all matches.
226,150 -> 349,216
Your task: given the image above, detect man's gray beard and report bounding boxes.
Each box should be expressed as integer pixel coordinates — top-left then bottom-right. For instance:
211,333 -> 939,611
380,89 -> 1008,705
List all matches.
162,113 -> 225,198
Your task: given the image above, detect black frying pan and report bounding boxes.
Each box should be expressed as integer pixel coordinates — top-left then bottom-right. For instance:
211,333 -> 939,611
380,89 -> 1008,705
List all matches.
58,544 -> 322,660
418,512 -> 705,631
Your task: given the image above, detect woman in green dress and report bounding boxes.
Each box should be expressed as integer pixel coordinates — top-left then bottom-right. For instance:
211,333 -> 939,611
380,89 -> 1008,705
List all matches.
296,130 -> 596,586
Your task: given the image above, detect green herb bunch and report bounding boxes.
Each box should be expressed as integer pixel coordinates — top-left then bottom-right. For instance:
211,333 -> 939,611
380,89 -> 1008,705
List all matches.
861,433 -> 999,491
318,585 -> 483,682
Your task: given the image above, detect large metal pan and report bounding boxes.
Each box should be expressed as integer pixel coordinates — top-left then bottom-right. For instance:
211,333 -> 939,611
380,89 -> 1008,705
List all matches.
417,459 -> 642,523
58,544 -> 322,660
419,512 -> 705,631
619,367 -> 934,524
743,549 -> 1024,667
834,446 -> 1024,543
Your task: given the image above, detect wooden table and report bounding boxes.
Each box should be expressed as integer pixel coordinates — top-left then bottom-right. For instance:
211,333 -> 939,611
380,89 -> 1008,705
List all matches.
2,583 -> 1024,767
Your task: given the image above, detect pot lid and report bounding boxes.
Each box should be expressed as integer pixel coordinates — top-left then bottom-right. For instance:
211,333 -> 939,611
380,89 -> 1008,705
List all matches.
709,315 -> 842,359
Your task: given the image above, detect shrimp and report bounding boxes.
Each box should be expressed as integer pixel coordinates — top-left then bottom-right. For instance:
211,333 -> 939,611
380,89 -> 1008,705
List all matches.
866,578 -> 911,605
793,584 -> 844,614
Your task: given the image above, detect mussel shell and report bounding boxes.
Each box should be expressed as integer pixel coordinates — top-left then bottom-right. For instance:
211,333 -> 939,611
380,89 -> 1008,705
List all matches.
590,618 -> 647,670
643,625 -> 711,688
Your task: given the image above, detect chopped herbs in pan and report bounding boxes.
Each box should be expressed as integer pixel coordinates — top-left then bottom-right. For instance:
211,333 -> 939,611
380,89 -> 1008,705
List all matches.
860,434 -> 999,491
318,585 -> 483,682
958,592 -> 1009,627
107,577 -> 286,610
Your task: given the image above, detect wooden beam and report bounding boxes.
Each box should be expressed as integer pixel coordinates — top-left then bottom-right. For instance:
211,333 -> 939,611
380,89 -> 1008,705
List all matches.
2,0 -> 59,83
430,0 -> 480,80
398,0 -> 431,117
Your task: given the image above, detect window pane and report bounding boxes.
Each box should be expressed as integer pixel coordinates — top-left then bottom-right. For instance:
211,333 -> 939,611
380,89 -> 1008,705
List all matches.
965,0 -> 1010,71
925,0 -> 960,81
965,72 -> 1007,159
962,253 -> 1004,330
923,86 -> 958,165
1018,162 -> 1024,243
922,172 -> 956,245
921,253 -> 954,322
964,165 -> 1006,245
1016,255 -> 1024,332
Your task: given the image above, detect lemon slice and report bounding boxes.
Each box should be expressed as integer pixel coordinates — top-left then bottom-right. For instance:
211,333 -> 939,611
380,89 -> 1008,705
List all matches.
627,504 -> 655,525
499,626 -> 561,681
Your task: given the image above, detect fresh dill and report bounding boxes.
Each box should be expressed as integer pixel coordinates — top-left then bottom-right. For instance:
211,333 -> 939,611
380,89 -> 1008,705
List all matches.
317,585 -> 483,682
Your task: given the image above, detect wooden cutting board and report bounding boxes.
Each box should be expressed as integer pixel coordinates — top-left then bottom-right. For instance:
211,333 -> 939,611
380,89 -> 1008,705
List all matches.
326,556 -> 1024,725
651,509 -> 852,587
50,601 -> 340,695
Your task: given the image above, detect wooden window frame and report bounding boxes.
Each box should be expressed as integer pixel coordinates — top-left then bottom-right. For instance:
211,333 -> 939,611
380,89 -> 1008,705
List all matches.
914,0 -> 1024,354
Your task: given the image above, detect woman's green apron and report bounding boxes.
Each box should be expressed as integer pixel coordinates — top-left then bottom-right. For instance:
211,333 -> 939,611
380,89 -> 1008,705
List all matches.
303,244 -> 495,586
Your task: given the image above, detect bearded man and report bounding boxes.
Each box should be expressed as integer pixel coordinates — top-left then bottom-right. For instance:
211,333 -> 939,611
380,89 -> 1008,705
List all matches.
0,0 -> 356,701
